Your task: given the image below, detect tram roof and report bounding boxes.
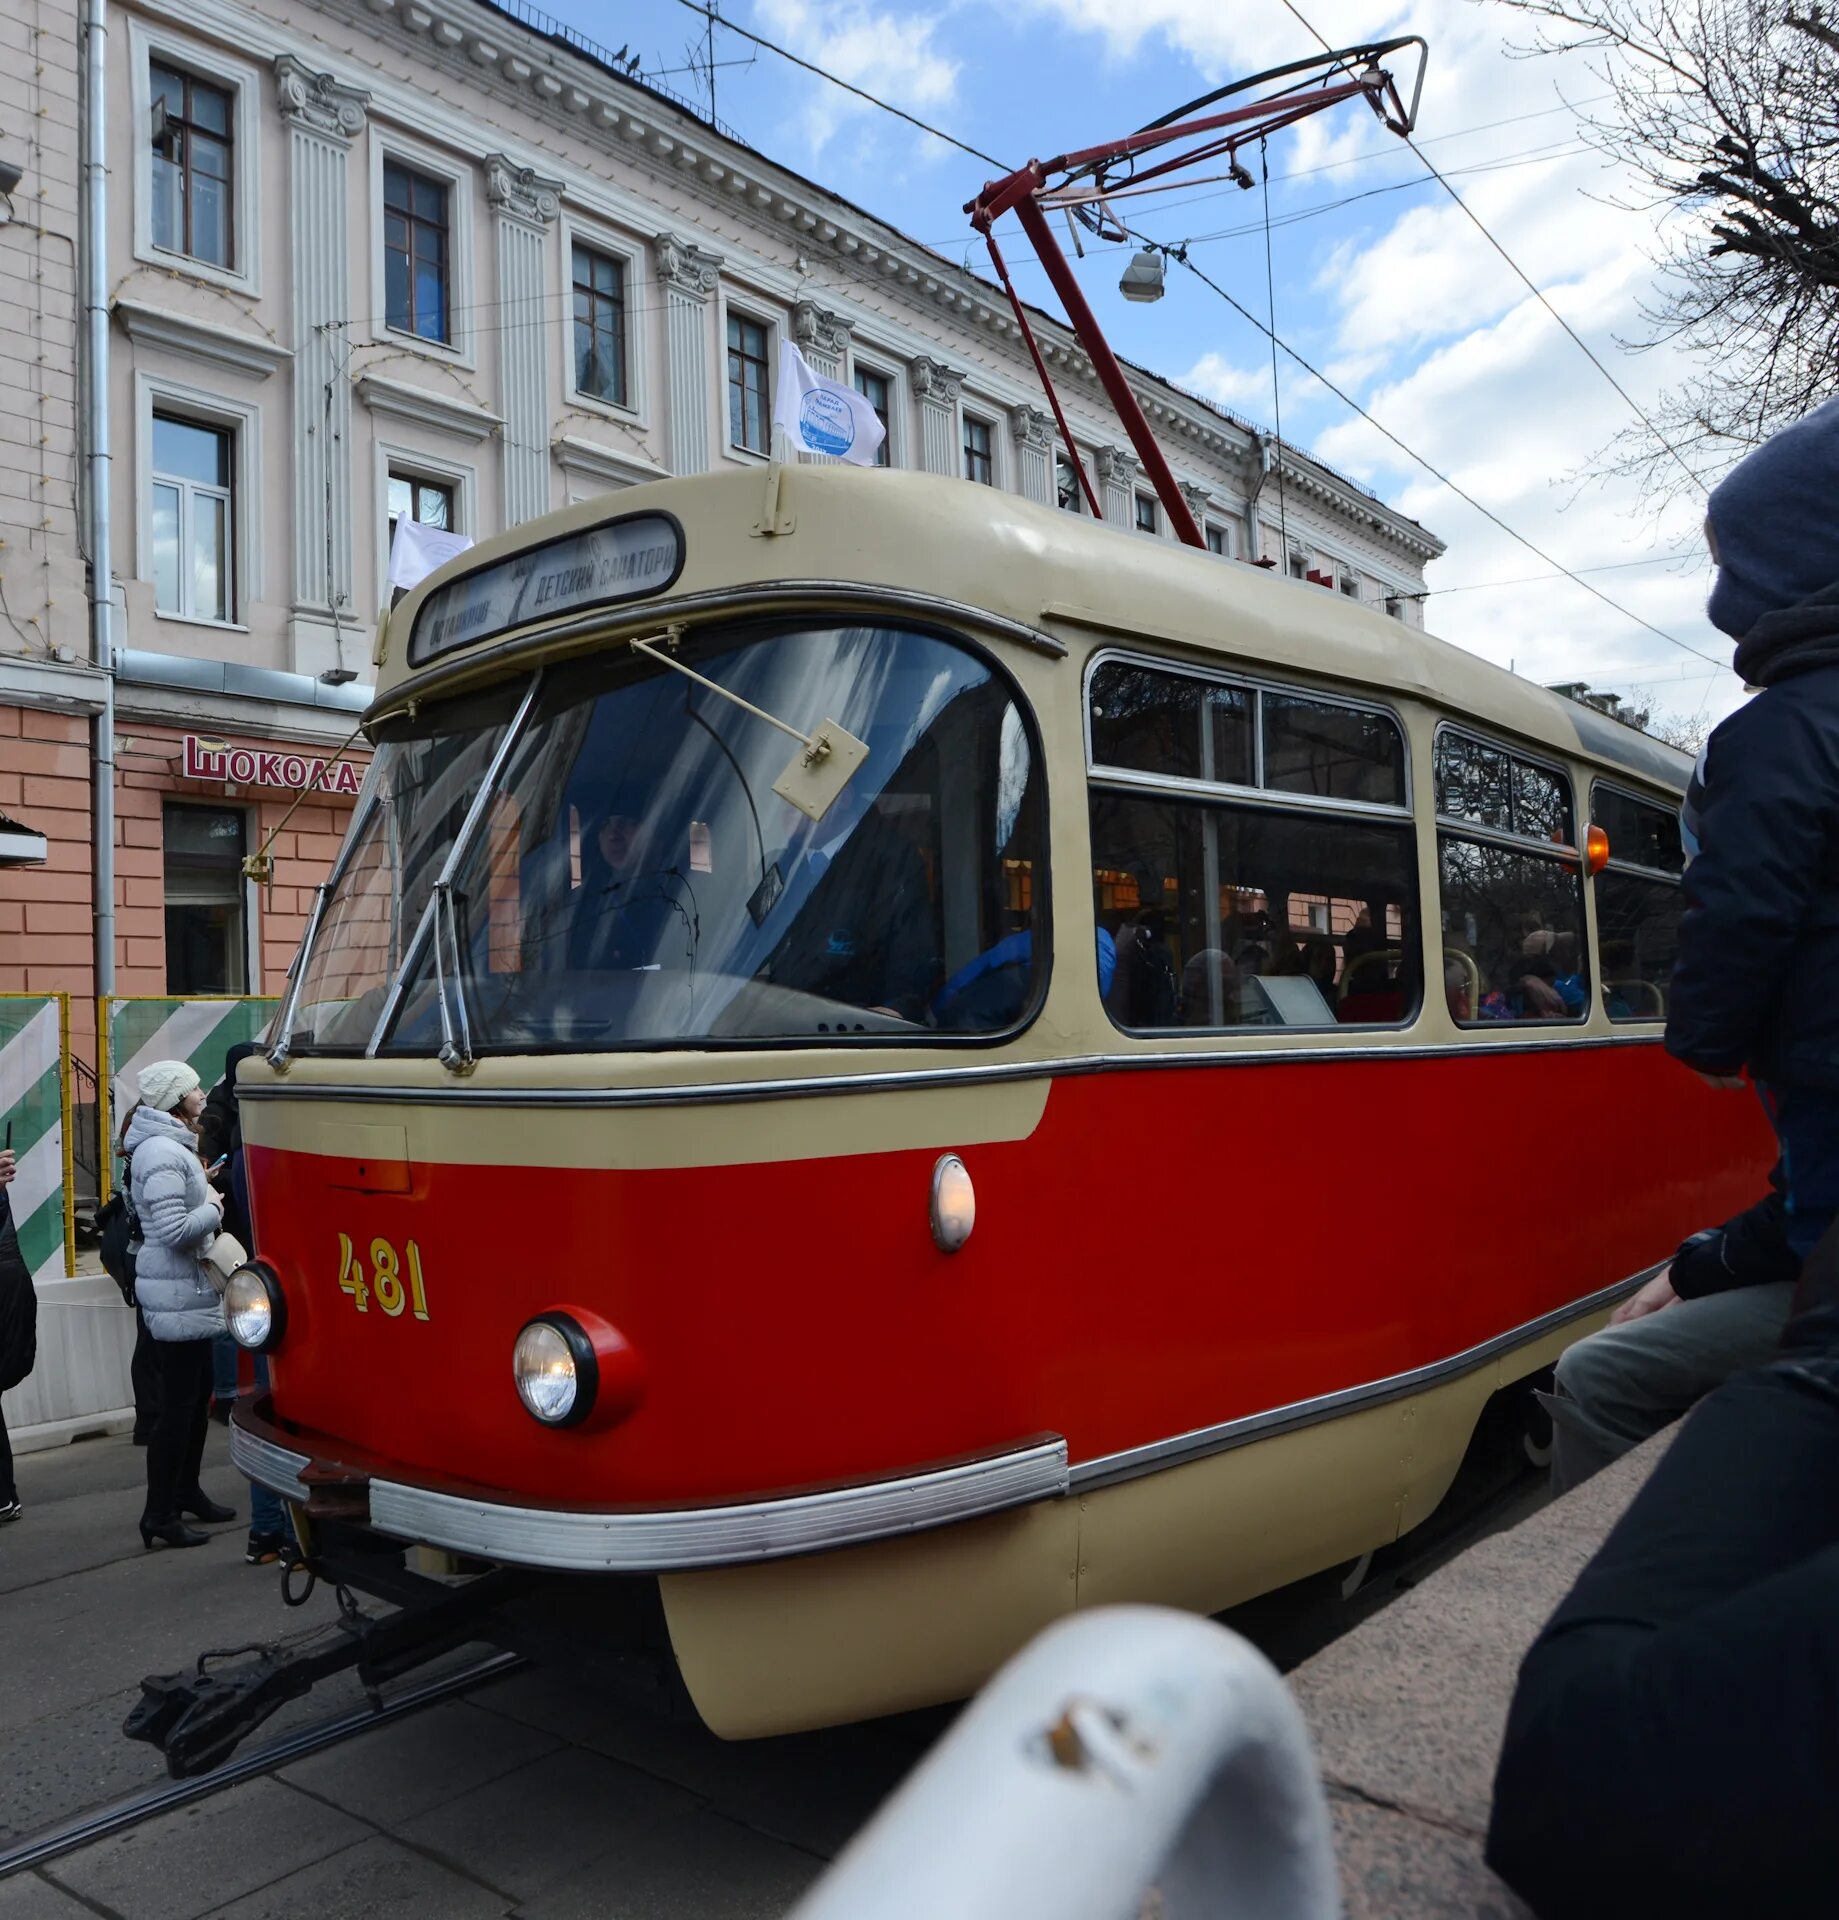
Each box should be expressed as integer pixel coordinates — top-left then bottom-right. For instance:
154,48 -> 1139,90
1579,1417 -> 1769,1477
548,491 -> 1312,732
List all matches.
379,466 -> 1694,795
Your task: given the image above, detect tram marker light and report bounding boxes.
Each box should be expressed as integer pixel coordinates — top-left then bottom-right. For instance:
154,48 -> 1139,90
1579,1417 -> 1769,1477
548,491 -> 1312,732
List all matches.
931,1154 -> 976,1254
1585,825 -> 1610,876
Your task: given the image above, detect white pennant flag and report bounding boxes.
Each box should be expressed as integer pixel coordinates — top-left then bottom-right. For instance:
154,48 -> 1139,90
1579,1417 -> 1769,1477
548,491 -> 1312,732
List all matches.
773,339 -> 887,467
389,516 -> 474,595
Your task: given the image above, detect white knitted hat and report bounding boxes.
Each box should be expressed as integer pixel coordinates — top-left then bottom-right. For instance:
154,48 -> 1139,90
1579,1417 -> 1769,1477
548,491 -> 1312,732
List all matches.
138,1059 -> 201,1113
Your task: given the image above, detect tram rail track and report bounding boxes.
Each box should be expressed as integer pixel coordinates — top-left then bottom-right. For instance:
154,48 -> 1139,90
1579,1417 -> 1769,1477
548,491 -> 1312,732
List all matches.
0,1651 -> 523,1881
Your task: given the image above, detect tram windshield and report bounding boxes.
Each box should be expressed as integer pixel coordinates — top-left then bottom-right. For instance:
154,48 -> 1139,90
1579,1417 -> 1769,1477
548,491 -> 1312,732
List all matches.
287,621 -> 1046,1054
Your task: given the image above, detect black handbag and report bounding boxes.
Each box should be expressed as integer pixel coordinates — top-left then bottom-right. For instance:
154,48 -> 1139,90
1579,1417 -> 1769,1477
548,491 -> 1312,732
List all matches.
96,1181 -> 142,1308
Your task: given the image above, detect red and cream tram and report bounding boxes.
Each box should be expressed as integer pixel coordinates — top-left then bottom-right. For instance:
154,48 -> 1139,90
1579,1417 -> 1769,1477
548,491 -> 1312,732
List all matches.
206,463 -> 1769,1744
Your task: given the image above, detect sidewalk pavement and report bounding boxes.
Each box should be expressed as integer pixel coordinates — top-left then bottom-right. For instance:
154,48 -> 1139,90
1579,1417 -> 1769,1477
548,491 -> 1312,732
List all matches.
1290,1435 -> 1668,1918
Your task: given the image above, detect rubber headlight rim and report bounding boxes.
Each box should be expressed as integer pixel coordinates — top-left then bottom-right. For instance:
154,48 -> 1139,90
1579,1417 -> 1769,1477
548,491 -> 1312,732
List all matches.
225,1264 -> 286,1353
513,1312 -> 600,1429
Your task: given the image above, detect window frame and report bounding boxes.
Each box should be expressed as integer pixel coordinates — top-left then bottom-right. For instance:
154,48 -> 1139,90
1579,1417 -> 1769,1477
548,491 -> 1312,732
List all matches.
848,354 -> 899,467
1084,649 -> 1419,1038
962,411 -> 995,486
563,221 -> 644,420
1433,721 -> 1589,1030
723,303 -> 776,461
372,440 -> 475,613
134,371 -> 261,630
368,128 -> 476,368
1591,775 -> 1686,1025
1084,648 -> 1415,826
1204,522 -> 1232,558
382,157 -> 453,346
149,60 -> 236,271
1134,492 -> 1159,535
161,798 -> 257,995
128,25 -> 262,298
1055,453 -> 1085,514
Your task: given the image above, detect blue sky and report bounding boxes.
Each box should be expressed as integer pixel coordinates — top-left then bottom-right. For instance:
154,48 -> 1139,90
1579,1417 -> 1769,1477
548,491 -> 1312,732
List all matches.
541,0 -> 1739,731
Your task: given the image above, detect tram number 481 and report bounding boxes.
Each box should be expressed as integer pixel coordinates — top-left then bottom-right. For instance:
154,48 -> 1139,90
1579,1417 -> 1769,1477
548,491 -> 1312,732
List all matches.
336,1232 -> 431,1320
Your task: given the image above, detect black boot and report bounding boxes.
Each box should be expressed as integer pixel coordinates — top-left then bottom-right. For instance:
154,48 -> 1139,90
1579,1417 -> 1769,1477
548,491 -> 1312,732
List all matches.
140,1513 -> 209,1549
180,1490 -> 236,1524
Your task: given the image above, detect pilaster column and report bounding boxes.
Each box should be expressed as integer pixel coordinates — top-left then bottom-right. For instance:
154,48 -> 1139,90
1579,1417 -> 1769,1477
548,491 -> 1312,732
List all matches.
1010,406 -> 1053,506
1096,445 -> 1137,527
276,56 -> 367,667
1179,482 -> 1212,546
653,232 -> 722,475
486,156 -> 563,526
910,355 -> 964,478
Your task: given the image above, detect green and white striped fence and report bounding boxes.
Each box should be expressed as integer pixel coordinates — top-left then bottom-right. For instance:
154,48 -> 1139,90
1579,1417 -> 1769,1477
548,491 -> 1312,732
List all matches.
100,997 -> 280,1199
0,993 -> 74,1287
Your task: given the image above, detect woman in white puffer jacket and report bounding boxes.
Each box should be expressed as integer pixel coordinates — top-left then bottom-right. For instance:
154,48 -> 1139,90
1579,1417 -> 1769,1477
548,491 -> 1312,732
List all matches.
122,1061 -> 235,1550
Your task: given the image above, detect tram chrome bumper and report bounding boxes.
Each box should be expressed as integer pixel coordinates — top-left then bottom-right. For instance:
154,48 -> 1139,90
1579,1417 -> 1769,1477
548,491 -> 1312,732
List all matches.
229,1403 -> 1067,1572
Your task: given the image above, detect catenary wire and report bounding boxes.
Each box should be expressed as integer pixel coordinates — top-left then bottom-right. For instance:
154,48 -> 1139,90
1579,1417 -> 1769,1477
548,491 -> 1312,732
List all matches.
1271,0 -> 1708,499
666,0 -> 1012,173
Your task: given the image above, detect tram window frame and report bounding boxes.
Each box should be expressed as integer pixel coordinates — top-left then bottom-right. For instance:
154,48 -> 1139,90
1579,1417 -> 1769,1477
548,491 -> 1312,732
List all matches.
364,614 -> 1056,1060
1083,648 -> 1420,1036
1591,777 -> 1685,1024
1433,723 -> 1589,1029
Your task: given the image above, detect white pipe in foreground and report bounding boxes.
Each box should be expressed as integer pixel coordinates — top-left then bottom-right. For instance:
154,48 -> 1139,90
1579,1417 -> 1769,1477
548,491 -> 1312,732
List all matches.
791,1605 -> 1341,1920
83,0 -> 116,996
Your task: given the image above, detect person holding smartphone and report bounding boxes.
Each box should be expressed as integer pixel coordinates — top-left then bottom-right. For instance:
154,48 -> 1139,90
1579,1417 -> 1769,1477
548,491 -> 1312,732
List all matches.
0,1122 -> 38,1523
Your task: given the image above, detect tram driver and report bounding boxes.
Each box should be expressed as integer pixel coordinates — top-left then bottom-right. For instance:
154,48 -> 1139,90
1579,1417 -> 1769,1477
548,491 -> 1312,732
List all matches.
566,802 -> 688,975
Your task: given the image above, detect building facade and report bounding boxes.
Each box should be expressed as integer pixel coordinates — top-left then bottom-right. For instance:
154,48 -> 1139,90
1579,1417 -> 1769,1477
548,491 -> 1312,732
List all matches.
0,0 -> 1445,1074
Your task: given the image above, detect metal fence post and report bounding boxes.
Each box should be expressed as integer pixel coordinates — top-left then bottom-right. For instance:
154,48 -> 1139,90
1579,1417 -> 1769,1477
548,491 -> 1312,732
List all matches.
791,1605 -> 1341,1920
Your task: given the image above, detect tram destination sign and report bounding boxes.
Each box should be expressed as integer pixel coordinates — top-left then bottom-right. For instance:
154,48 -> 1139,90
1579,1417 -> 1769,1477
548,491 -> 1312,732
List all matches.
408,511 -> 686,666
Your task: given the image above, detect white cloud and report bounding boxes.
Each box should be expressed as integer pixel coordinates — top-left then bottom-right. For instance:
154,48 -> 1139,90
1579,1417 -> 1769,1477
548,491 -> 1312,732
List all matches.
1179,350 -> 1270,408
755,0 -> 959,155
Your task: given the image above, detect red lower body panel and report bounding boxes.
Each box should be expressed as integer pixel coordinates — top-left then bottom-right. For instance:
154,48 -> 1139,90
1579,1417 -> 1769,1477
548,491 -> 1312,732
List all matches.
246,1047 -> 1771,1506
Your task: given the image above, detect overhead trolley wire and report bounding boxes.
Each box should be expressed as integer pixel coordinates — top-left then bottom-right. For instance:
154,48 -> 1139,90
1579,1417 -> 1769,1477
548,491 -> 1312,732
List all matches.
1271,0 -> 1709,501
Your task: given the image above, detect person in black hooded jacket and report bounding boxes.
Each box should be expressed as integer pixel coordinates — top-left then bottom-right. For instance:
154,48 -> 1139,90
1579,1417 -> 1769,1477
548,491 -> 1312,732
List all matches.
1666,393 -> 1839,1277
0,1145 -> 37,1523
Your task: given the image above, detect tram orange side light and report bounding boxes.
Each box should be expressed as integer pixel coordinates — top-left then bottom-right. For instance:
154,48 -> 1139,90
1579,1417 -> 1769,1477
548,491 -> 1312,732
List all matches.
1586,825 -> 1610,876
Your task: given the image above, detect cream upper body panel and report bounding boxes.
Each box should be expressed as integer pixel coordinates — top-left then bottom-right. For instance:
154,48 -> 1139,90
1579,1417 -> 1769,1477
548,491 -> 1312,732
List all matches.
374,465 -> 1691,796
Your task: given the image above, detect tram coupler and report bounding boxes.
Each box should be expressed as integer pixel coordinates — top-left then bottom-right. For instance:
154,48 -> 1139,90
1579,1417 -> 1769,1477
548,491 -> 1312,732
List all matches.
124,1564 -> 539,1778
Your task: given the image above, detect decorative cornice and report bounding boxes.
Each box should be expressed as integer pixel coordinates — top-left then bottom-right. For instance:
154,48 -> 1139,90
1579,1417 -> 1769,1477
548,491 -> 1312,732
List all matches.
1095,445 -> 1138,488
910,355 -> 964,407
113,298 -> 293,379
485,152 -> 563,226
792,300 -> 851,357
652,230 -> 722,296
273,53 -> 369,143
551,434 -> 671,488
353,370 -> 502,441
1010,405 -> 1053,453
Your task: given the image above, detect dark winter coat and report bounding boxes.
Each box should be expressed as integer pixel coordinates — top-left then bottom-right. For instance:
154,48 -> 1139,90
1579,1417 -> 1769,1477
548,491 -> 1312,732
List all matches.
0,1189 -> 35,1394
1668,1166 -> 1798,1300
1666,589 -> 1839,1087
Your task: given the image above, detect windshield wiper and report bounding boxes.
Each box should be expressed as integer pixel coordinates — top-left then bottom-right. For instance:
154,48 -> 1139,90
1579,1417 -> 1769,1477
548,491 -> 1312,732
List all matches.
430,880 -> 475,1074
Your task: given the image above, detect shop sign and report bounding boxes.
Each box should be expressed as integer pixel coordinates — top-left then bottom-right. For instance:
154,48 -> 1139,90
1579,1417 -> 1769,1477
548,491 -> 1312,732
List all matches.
182,735 -> 364,796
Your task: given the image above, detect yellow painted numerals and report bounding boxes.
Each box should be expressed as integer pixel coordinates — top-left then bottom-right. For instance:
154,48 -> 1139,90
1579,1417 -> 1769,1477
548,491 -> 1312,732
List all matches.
336,1232 -> 431,1321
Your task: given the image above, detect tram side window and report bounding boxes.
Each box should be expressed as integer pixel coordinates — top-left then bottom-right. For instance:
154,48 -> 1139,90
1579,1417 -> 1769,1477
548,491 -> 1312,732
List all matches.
1435,732 -> 1586,1024
1089,795 -> 1418,1030
1593,783 -> 1685,1020
1263,692 -> 1406,807
1089,661 -> 1252,786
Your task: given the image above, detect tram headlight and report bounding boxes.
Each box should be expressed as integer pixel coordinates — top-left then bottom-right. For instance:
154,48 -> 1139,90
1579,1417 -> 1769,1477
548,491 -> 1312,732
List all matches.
224,1264 -> 286,1351
513,1314 -> 598,1428
931,1153 -> 976,1254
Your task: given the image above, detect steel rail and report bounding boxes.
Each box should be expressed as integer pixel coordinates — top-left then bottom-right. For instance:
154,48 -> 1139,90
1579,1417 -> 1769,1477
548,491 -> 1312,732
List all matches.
0,1651 -> 522,1880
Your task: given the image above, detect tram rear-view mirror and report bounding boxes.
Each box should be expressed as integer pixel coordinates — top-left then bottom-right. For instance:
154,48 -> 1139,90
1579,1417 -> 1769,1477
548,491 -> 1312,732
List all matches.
772,719 -> 870,823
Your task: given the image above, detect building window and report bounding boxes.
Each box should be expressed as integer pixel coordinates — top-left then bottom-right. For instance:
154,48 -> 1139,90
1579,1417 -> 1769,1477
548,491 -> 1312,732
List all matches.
963,415 -> 994,486
150,413 -> 233,622
387,469 -> 455,544
571,243 -> 628,408
150,62 -> 233,270
383,160 -> 451,343
854,365 -> 892,467
1204,523 -> 1229,556
1134,492 -> 1158,534
727,314 -> 770,454
1340,575 -> 1360,598
1056,453 -> 1083,513
1288,553 -> 1307,580
163,804 -> 247,994
1435,729 -> 1586,1025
